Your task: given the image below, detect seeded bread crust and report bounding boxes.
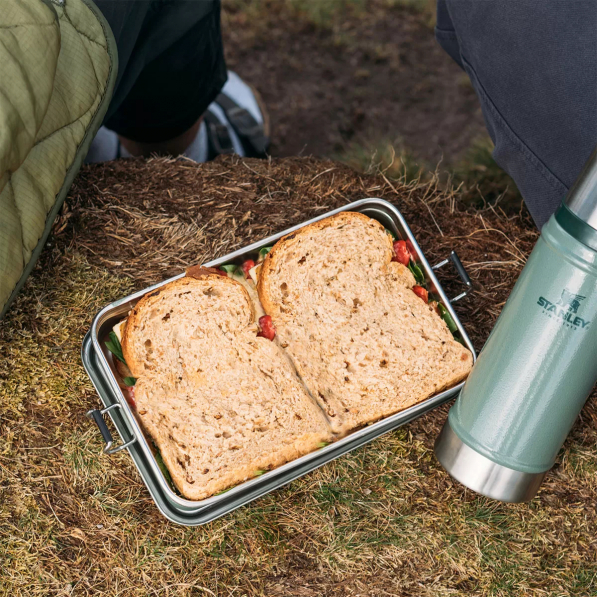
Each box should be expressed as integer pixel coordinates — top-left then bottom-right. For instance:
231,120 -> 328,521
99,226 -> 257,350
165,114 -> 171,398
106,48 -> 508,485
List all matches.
257,211 -> 473,435
122,274 -> 332,500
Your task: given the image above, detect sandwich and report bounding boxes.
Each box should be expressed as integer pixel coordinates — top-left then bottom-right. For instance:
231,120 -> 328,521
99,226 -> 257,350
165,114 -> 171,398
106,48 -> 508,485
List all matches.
116,268 -> 333,500
257,212 -> 473,434
106,212 -> 472,499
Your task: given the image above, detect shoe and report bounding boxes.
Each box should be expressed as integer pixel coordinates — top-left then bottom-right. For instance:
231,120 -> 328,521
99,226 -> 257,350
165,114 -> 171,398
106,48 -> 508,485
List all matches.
203,71 -> 270,160
85,71 -> 270,163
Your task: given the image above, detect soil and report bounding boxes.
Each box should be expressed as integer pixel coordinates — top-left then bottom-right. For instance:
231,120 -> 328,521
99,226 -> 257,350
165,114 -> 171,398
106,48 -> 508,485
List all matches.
222,1 -> 486,164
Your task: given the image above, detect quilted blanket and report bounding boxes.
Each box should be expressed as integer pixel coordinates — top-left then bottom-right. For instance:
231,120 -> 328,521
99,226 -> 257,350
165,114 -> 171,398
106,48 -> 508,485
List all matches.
0,0 -> 116,318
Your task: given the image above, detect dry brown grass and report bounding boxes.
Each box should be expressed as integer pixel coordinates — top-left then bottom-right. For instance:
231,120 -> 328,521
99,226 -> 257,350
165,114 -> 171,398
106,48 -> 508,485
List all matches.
1,156 -> 596,596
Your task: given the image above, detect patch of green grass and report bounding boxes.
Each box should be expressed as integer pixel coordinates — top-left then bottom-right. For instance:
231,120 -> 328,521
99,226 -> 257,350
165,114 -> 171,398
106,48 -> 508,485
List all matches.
62,430 -> 105,488
336,134 -> 526,215
561,444 -> 597,486
570,566 -> 597,594
452,135 -> 524,212
289,0 -> 367,29
335,139 -> 427,184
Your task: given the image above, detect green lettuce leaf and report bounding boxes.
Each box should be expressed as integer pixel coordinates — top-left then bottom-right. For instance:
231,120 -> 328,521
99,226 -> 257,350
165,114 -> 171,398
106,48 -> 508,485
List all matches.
259,246 -> 273,260
408,261 -> 425,286
438,303 -> 458,334
154,446 -> 173,486
105,331 -> 126,364
220,264 -> 239,275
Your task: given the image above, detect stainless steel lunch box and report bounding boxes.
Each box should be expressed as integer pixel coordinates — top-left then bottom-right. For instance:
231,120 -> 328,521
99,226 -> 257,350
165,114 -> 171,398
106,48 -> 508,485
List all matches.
82,198 -> 476,525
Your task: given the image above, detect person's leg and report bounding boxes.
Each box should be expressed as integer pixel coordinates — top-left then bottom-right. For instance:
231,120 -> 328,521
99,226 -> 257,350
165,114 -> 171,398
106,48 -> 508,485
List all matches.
95,0 -> 227,157
87,0 -> 269,163
118,117 -> 203,158
436,0 -> 596,227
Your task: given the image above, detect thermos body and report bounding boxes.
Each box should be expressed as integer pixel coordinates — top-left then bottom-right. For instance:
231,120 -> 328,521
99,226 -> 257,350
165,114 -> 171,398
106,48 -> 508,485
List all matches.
435,147 -> 597,502
449,214 -> 597,475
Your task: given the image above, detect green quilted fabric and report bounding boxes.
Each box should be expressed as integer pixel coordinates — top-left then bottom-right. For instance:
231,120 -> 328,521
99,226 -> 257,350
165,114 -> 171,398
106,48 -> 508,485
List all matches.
0,0 -> 117,319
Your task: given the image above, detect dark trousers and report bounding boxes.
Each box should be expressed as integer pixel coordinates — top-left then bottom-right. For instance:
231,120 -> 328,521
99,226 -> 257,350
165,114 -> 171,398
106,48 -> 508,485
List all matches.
97,0 -> 227,143
436,0 -> 596,226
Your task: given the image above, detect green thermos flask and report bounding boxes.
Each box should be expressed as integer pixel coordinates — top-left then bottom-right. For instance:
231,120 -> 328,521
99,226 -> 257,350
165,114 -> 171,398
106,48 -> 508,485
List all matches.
435,148 -> 597,502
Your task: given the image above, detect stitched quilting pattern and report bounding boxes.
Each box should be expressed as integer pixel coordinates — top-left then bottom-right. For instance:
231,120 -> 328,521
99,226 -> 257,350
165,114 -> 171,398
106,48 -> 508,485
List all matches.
0,0 -> 111,310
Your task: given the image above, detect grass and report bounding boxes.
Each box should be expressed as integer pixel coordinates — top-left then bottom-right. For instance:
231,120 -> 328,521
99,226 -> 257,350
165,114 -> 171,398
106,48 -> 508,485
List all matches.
1,156 -> 595,595
451,136 -> 524,212
335,134 -> 526,215
288,0 -> 367,29
334,138 -> 427,185
224,0 -> 435,32
62,428 -> 108,489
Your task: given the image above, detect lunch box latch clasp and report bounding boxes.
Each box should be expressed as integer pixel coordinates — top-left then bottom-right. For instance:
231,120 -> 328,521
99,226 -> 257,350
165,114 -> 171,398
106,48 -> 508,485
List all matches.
86,403 -> 136,455
432,250 -> 472,303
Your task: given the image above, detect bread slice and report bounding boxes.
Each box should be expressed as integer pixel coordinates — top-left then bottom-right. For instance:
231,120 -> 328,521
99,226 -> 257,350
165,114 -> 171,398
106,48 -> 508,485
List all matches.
121,273 -> 332,500
258,211 -> 473,435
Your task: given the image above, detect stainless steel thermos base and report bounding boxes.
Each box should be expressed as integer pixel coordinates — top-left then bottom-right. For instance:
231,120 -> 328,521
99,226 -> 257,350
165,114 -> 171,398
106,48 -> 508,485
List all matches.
434,421 -> 546,503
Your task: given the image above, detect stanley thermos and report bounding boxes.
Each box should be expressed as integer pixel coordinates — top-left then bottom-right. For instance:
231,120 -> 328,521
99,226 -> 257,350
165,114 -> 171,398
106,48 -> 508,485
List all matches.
435,148 -> 597,502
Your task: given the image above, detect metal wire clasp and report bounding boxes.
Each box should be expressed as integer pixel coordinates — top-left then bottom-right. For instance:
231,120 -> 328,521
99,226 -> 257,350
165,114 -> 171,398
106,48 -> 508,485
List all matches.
432,250 -> 473,302
86,403 -> 136,455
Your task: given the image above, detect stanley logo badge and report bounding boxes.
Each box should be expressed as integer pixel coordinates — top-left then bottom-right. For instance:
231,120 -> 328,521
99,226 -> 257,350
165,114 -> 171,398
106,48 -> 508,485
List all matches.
537,288 -> 590,329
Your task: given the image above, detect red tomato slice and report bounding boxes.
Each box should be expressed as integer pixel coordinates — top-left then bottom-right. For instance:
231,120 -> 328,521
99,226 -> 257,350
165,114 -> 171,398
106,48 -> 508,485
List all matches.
242,260 -> 256,279
392,240 -> 410,266
124,386 -> 136,409
412,285 -> 428,303
405,240 -> 417,261
257,315 -> 276,340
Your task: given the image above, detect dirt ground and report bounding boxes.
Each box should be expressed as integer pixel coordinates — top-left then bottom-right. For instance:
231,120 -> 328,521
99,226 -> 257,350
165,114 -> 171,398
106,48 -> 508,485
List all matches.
222,0 -> 486,166
2,156 -> 596,596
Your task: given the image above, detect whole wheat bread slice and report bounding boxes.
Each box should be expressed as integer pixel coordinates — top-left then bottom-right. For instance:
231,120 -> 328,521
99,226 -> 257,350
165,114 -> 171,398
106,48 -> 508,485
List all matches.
122,273 -> 332,500
258,211 -> 473,434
